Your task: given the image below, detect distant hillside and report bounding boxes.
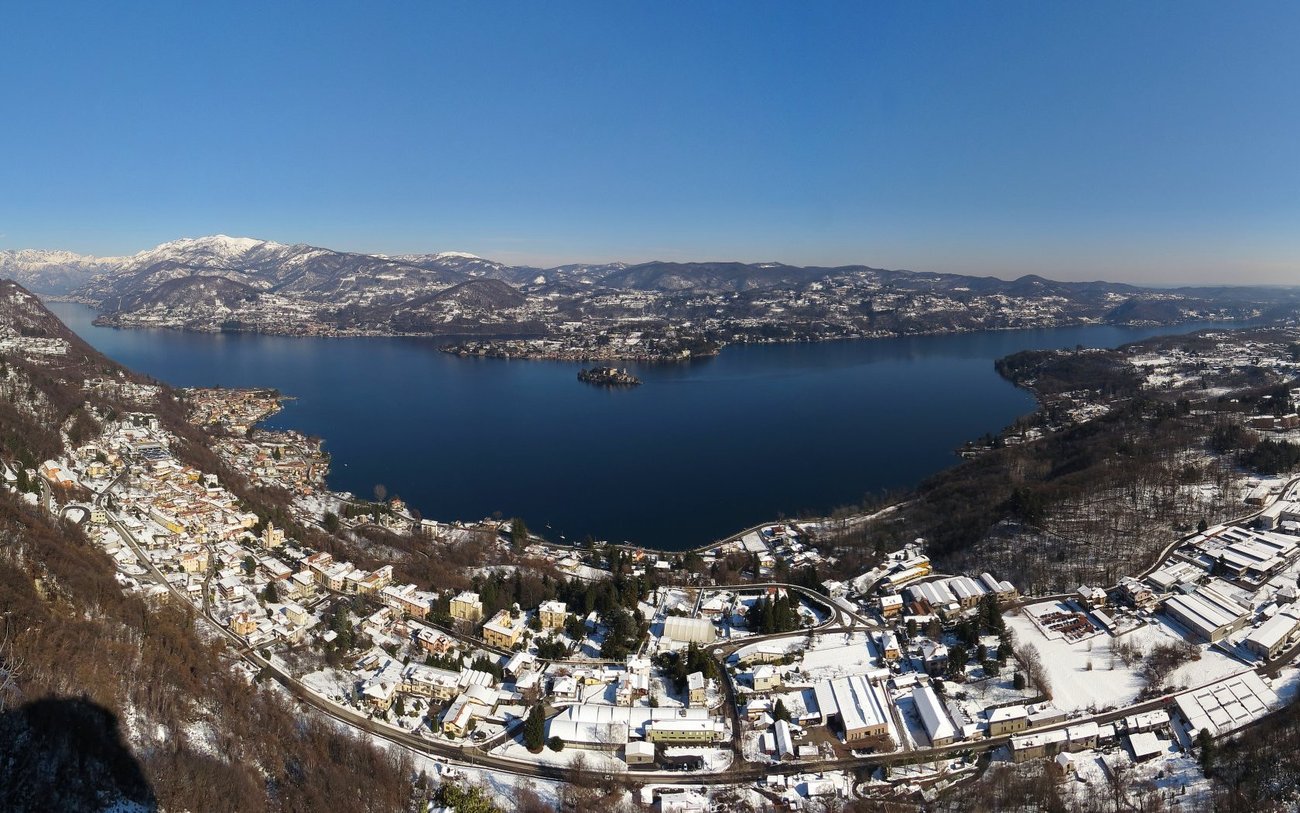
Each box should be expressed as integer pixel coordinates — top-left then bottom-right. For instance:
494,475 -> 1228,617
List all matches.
429,277 -> 527,309
2,234 -> 1295,352
0,249 -> 119,295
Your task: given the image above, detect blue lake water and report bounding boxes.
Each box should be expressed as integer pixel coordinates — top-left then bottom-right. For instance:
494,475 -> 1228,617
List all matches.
48,302 -> 1237,550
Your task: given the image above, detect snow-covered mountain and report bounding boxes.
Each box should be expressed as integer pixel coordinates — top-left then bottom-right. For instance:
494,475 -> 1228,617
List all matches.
4,234 -> 1291,347
65,235 -> 481,312
0,248 -> 122,295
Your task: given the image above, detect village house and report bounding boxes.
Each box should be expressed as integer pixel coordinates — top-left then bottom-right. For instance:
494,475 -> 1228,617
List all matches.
879,594 -> 903,618
228,611 -> 258,637
218,575 -> 244,601
441,683 -> 497,737
381,583 -> 435,619
687,671 -> 707,707
1118,576 -> 1156,609
400,664 -> 462,702
178,548 -> 209,574
414,626 -> 455,656
921,641 -> 949,677
753,664 -> 782,692
879,631 -> 901,662
539,600 -> 567,631
988,705 -> 1030,737
287,570 -> 317,600
1076,585 -> 1108,609
361,659 -> 405,712
450,591 -> 485,624
482,609 -> 528,649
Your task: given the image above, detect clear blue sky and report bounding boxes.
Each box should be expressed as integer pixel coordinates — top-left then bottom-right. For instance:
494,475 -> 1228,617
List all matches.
1,2 -> 1298,284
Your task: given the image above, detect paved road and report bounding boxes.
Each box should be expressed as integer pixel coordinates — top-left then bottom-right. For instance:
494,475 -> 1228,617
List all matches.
92,469 -> 1300,790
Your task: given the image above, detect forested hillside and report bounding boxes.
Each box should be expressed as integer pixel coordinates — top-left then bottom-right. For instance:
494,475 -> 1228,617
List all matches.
0,281 -> 415,811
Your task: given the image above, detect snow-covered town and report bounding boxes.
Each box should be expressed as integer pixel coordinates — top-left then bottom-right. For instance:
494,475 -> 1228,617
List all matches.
4,340 -> 1300,813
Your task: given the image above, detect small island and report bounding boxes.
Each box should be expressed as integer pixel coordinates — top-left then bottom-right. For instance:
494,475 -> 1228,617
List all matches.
578,366 -> 642,386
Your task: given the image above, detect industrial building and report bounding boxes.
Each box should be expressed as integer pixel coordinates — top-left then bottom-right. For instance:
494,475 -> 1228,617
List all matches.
663,615 -> 716,645
814,675 -> 891,743
1173,671 -> 1278,737
1245,605 -> 1300,659
547,705 -> 724,749
912,685 -> 957,746
1162,584 -> 1251,642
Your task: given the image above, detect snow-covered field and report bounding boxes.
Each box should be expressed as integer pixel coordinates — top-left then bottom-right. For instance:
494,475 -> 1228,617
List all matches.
301,668 -> 355,703
1008,606 -> 1247,712
799,630 -> 880,679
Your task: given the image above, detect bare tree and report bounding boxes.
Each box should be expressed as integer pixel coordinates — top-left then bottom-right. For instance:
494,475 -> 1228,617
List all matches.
0,619 -> 24,713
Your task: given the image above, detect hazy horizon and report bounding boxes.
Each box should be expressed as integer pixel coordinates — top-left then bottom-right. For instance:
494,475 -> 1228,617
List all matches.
2,2 -> 1298,286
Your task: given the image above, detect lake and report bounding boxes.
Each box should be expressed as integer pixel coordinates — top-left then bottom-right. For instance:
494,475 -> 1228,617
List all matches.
47,302 -> 1236,550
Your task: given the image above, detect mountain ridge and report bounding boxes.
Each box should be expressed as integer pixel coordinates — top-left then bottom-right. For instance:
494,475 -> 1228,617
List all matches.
4,234 -> 1298,358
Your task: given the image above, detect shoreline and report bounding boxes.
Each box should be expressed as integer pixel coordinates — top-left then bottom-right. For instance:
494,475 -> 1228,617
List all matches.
206,317 -> 1271,558
44,295 -> 1261,364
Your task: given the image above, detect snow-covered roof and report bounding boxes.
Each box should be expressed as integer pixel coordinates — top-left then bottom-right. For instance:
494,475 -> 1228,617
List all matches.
913,685 -> 956,744
1174,671 -> 1278,737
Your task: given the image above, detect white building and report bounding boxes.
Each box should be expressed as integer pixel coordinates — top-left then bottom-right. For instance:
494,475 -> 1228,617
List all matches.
913,685 -> 957,746
663,615 -> 716,645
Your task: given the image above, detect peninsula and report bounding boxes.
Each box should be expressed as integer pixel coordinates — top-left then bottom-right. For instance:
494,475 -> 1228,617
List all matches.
7,279 -> 1300,810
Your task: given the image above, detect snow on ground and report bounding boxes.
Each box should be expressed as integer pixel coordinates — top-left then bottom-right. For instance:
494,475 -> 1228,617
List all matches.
891,691 -> 922,750
183,718 -> 221,758
1065,747 -> 1211,811
769,687 -> 819,722
1273,664 -> 1300,705
800,599 -> 831,625
494,739 -> 626,771
1008,605 -> 1247,712
799,630 -> 879,679
741,730 -> 772,764
951,674 -> 1037,729
301,668 -> 355,703
315,706 -> 569,812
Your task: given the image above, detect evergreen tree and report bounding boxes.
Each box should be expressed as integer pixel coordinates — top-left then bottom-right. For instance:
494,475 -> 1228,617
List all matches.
524,704 -> 545,752
1197,728 -> 1215,777
773,699 -> 791,723
332,603 -> 354,650
947,645 -> 969,677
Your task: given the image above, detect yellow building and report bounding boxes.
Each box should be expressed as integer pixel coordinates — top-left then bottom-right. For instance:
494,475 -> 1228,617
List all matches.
482,609 -> 527,649
450,591 -> 484,624
646,719 -> 722,744
539,600 -> 567,631
229,611 -> 258,637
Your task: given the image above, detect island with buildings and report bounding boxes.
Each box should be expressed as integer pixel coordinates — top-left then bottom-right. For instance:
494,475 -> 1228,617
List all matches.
577,367 -> 641,387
